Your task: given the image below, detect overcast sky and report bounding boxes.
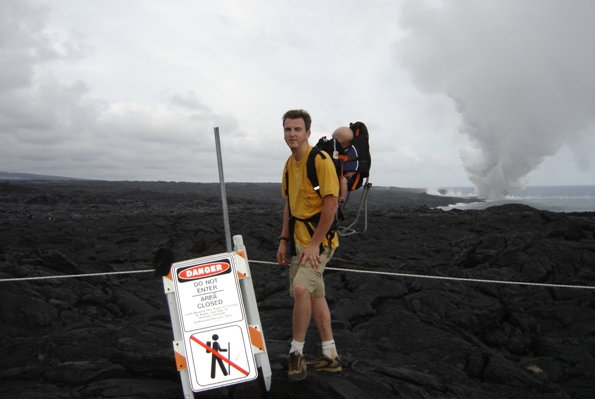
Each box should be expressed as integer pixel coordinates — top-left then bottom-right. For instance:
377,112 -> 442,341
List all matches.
1,0 -> 593,198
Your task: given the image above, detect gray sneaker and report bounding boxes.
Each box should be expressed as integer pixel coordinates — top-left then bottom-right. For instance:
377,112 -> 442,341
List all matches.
309,354 -> 342,372
287,351 -> 307,381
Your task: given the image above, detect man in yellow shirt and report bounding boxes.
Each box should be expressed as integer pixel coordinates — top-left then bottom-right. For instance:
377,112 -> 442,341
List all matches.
276,109 -> 342,382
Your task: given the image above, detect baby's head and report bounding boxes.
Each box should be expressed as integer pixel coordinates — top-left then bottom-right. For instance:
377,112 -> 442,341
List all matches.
332,126 -> 353,148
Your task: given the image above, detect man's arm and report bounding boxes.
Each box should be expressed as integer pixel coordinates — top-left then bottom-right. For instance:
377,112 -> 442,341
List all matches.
276,201 -> 291,265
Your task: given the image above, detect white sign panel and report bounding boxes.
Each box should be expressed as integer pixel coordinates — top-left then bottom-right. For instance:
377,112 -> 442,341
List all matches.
172,253 -> 257,392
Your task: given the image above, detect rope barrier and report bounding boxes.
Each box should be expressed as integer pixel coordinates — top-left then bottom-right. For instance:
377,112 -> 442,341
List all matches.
249,260 -> 595,290
0,269 -> 153,283
1,259 -> 594,290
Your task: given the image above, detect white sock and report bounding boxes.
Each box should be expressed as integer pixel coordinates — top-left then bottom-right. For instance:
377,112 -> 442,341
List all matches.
322,339 -> 338,358
289,339 -> 305,355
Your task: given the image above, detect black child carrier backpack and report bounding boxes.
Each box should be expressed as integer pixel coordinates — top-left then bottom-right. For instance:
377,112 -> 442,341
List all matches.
312,121 -> 371,192
310,121 -> 372,236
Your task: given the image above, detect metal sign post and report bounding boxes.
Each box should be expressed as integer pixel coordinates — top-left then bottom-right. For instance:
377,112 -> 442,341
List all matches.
214,126 -> 232,252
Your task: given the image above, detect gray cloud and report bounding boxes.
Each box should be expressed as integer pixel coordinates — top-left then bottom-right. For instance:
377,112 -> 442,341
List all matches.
0,0 -> 251,182
2,0 -> 593,189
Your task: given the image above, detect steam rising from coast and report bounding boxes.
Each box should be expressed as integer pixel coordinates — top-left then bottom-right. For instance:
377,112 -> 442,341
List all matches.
397,1 -> 595,199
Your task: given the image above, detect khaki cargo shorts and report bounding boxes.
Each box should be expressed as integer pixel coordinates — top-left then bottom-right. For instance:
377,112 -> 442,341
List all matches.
289,243 -> 335,298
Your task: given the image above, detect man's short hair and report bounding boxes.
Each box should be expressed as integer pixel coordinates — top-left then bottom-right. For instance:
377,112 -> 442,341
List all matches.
282,109 -> 311,131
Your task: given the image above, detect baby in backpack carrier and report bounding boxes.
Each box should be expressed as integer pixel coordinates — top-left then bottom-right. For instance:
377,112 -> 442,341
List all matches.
332,126 -> 358,203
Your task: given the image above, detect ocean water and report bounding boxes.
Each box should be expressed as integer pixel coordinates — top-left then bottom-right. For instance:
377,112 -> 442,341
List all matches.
430,185 -> 595,213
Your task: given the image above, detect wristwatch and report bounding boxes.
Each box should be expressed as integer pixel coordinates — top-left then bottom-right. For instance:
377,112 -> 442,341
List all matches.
278,236 -> 289,242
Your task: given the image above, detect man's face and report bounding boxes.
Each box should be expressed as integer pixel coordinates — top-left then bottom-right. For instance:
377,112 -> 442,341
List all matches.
283,117 -> 310,150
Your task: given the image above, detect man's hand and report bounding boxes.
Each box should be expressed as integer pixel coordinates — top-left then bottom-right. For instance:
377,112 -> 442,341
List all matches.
299,243 -> 320,269
276,241 -> 290,266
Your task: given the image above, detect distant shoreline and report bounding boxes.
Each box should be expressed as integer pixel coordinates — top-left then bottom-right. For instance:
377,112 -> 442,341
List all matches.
3,172 -> 593,213
2,171 -> 592,189
0,178 -> 476,210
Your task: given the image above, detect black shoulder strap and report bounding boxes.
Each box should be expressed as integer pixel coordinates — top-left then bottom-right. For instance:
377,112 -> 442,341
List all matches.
307,146 -> 344,220
307,147 -> 326,197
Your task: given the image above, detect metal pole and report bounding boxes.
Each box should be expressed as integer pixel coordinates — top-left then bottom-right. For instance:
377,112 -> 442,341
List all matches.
214,126 -> 232,252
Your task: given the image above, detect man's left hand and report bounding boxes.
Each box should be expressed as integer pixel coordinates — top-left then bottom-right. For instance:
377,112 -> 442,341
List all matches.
299,243 -> 320,269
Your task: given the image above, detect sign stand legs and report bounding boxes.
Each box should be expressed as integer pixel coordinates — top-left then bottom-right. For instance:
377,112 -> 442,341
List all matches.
233,235 -> 272,391
163,275 -> 195,398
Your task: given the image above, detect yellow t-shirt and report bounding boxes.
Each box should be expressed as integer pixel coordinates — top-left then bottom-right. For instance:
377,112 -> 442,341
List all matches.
282,146 -> 340,249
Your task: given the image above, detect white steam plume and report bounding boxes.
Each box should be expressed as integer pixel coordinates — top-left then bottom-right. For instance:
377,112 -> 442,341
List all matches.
397,0 -> 595,199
